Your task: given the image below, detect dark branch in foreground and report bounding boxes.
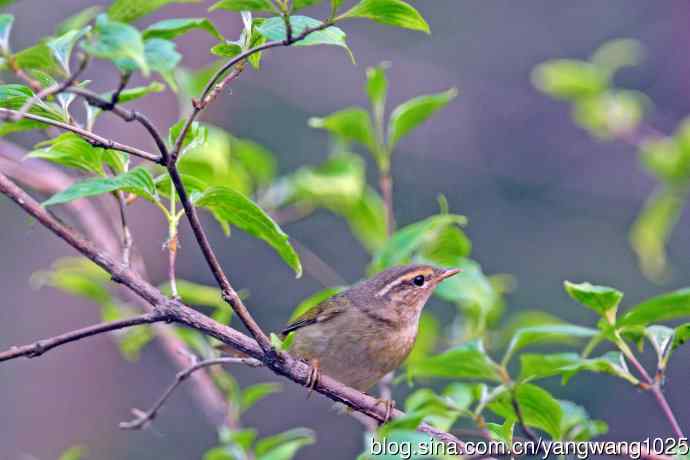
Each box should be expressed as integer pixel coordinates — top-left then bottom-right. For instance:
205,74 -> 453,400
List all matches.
0,171 -> 466,452
0,312 -> 167,362
120,356 -> 262,430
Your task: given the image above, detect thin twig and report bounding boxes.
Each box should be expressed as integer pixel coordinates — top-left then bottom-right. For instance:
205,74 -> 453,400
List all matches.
0,108 -> 160,162
166,165 -> 274,354
115,190 -> 133,267
65,87 -> 169,163
0,170 -> 466,451
510,391 -> 539,444
0,312 -> 167,362
380,172 -> 395,236
0,143 -> 232,428
120,356 -> 262,430
110,72 -> 131,107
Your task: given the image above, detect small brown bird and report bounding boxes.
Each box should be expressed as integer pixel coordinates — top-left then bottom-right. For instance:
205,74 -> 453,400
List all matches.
282,264 -> 460,401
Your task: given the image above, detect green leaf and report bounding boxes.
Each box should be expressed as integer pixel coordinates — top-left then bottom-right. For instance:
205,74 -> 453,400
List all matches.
645,325 -> 674,370
420,225 -> 471,266
407,340 -> 501,382
309,107 -> 377,153
109,0 -> 200,23
162,279 -> 226,310
366,63 -> 388,115
211,41 -> 243,58
210,0 -> 275,12
231,136 -> 277,188
27,132 -> 126,175
293,0 -> 323,10
562,351 -> 639,385
289,286 -> 345,321
503,323 -> 597,366
48,27 -> 90,75
56,6 -> 102,35
369,213 -> 467,274
43,167 -> 158,207
564,281 -> 623,323
630,187 -> 685,281
119,322 -> 155,360
292,153 -> 365,207
82,14 -> 148,75
32,257 -> 112,306
0,13 -> 13,53
590,38 -> 643,77
519,352 -> 581,382
489,383 -> 563,440
169,118 -> 208,157
241,382 -> 282,412
0,84 -> 68,135
104,81 -> 166,104
618,288 -> 690,327
193,187 -> 302,277
254,428 -> 315,460
487,419 -> 515,444
12,42 -> 64,76
388,88 -> 457,148
59,445 -> 87,460
257,16 -> 352,60
572,90 -> 645,139
671,323 -> 690,354
339,0 -> 430,33
559,400 -> 608,441
143,18 -> 223,41
144,38 -> 181,89
342,187 -> 387,252
532,59 -> 609,100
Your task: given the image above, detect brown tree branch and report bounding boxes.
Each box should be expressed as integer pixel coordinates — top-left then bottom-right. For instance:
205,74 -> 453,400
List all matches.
0,108 -> 160,163
0,170 -> 466,452
120,356 -> 263,430
0,143 -> 232,427
0,312 -> 168,362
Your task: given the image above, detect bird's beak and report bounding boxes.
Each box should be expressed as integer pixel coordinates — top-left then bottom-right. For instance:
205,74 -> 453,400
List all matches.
437,268 -> 461,281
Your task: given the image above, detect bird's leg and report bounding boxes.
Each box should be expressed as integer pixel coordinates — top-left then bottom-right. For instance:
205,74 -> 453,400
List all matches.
304,358 -> 320,398
374,397 -> 396,424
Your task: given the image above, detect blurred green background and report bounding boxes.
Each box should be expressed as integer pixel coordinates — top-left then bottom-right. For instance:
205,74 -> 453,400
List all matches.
1,1 -> 690,459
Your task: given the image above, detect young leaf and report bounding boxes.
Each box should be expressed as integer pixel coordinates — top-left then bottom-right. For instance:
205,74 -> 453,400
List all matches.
210,0 -> 275,12
0,84 -> 68,136
339,0 -> 430,33
82,14 -> 148,75
254,428 -> 315,460
629,187 -> 684,282
257,16 -> 352,59
59,446 -> 87,460
211,42 -> 242,58
241,382 -> 281,412
309,107 -> 377,153
559,400 -> 608,441
109,0 -> 199,23
231,136 -> 277,188
193,187 -> 302,277
489,383 -> 563,440
532,59 -> 608,100
645,325 -> 674,370
387,88 -> 457,149
47,27 -> 90,75
519,352 -> 581,382
407,340 -> 501,382
27,132 -> 126,175
56,6 -> 102,35
103,81 -> 166,105
144,38 -> 181,89
0,13 -> 13,53
43,167 -> 158,207
169,118 -> 208,157
503,323 -> 597,365
162,279 -> 226,310
617,287 -> 690,327
366,64 -> 388,115
342,187 -> 387,252
563,281 -> 623,323
12,42 -> 64,76
143,18 -> 223,41
293,0 -> 323,10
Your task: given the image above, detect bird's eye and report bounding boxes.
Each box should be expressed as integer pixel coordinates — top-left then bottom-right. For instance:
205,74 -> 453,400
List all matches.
413,275 -> 425,287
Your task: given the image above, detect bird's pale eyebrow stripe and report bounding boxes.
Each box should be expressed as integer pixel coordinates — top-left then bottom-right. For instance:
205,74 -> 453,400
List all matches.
374,268 -> 434,298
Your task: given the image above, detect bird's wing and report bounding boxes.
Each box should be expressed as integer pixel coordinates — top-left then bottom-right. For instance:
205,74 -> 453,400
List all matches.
281,295 -> 346,336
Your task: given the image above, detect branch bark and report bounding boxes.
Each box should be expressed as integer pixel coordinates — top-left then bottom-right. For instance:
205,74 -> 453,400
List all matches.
0,170 -> 466,452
